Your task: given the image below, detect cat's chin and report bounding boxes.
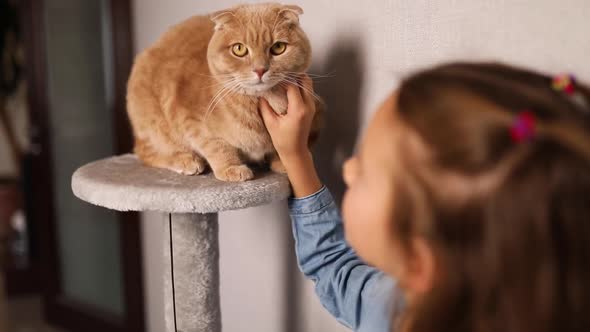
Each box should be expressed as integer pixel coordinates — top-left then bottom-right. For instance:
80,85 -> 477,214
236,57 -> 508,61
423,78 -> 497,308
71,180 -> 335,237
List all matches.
238,83 -> 288,115
239,82 -> 279,96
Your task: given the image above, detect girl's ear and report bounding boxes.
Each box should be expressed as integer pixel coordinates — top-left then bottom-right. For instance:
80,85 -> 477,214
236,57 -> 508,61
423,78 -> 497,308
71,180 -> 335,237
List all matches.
404,237 -> 436,296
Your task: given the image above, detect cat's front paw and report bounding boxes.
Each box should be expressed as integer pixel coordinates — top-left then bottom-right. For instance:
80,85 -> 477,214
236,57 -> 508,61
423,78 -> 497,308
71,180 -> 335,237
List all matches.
170,153 -> 207,175
216,164 -> 254,182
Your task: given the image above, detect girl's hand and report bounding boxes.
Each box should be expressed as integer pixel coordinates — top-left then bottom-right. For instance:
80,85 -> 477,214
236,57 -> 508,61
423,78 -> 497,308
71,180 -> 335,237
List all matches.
259,75 -> 322,197
259,75 -> 316,162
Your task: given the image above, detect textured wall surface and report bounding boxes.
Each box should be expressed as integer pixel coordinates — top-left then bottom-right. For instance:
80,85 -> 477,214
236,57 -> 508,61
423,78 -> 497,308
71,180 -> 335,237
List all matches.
134,1 -> 590,331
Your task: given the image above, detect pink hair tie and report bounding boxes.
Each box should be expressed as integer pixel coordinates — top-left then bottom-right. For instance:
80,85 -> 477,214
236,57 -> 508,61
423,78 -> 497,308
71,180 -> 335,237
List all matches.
510,110 -> 536,143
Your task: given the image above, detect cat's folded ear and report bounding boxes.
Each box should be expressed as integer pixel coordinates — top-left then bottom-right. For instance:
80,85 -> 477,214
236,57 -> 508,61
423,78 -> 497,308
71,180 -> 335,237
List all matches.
210,10 -> 234,31
279,5 -> 304,25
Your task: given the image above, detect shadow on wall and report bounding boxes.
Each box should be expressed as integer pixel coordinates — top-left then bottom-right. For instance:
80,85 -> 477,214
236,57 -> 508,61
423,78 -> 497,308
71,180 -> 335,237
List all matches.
313,37 -> 363,205
280,36 -> 364,332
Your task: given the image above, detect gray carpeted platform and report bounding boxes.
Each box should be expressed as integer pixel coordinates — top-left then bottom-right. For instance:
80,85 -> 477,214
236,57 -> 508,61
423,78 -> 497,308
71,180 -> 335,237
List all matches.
71,154 -> 291,213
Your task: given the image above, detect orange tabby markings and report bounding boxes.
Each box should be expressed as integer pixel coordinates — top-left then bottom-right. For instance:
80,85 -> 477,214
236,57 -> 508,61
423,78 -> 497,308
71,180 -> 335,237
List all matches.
126,3 -> 322,181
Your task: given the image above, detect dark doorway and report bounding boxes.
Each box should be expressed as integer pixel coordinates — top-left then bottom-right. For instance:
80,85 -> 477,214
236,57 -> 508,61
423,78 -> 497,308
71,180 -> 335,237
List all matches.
1,0 -> 145,331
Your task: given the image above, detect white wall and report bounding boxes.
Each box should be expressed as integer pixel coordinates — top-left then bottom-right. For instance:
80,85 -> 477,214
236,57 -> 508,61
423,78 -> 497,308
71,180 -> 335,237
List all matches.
134,1 -> 590,331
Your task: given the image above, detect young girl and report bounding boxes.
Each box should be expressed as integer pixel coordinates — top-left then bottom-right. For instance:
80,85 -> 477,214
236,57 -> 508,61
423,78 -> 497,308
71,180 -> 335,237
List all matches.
259,62 -> 590,332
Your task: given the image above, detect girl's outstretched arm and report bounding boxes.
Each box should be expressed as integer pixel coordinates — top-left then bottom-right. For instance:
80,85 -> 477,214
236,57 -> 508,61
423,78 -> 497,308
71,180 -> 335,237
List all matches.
259,77 -> 404,331
289,184 -> 401,331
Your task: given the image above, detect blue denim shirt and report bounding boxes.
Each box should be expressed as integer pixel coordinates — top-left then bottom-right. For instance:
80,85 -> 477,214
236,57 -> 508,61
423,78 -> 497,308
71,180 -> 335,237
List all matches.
288,186 -> 405,332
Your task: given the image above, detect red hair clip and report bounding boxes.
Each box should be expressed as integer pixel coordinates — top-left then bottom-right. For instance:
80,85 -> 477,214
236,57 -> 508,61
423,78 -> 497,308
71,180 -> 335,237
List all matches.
510,110 -> 536,143
552,73 -> 588,110
552,74 -> 576,95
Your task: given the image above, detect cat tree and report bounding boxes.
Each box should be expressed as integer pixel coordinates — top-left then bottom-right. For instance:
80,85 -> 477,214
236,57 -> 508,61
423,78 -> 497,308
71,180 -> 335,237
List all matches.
71,154 -> 291,332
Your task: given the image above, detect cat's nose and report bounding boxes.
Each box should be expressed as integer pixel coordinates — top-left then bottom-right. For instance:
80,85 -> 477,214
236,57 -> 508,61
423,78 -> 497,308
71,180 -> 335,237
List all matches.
254,68 -> 268,79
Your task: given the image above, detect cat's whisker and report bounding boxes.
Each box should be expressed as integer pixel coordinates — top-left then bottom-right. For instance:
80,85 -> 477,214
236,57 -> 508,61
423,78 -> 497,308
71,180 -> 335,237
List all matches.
197,77 -> 239,90
280,77 -> 322,102
282,74 -> 334,79
283,70 -> 335,75
280,73 -> 332,86
282,71 -> 336,78
205,85 -> 233,119
282,74 -> 330,83
206,85 -> 238,120
205,80 -> 236,119
282,74 -> 333,85
204,88 -> 229,121
194,79 -> 230,91
195,73 -> 235,78
194,74 -> 243,89
204,79 -> 243,121
280,80 -> 321,103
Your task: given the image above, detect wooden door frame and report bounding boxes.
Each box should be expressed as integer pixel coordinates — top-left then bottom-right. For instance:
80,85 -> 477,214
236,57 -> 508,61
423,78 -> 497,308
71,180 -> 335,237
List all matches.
20,0 -> 145,331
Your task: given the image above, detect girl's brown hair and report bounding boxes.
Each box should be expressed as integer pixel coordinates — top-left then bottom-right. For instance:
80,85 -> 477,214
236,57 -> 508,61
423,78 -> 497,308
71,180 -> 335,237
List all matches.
393,62 -> 590,332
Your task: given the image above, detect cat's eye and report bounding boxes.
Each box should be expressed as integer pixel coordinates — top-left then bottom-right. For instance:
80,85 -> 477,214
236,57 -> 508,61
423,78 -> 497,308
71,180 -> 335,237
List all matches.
270,42 -> 287,55
231,43 -> 248,57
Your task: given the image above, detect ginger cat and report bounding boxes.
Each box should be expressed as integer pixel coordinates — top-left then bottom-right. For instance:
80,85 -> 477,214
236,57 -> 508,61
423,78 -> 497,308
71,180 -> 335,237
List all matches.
126,3 -> 322,181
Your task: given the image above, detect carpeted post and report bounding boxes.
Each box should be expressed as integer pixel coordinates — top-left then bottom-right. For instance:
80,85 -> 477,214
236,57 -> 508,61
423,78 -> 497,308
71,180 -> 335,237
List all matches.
163,213 -> 221,332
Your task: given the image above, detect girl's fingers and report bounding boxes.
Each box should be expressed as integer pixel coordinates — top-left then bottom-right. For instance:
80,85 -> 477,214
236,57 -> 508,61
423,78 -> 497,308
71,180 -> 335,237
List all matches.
299,74 -> 315,107
286,83 -> 304,110
259,98 -> 278,127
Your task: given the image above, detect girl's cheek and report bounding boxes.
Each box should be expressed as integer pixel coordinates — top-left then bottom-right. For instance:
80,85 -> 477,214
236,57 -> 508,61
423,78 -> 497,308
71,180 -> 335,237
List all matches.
342,181 -> 367,240
342,184 -> 360,232
342,183 -> 389,269
341,190 -> 360,252
341,187 -> 353,226
341,160 -> 358,224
